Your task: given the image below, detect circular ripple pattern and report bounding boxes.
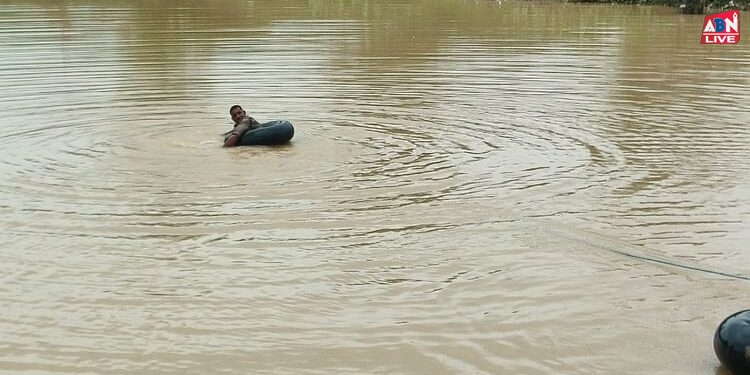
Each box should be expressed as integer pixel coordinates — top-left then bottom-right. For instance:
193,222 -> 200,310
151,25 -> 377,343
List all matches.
1,2 -> 749,375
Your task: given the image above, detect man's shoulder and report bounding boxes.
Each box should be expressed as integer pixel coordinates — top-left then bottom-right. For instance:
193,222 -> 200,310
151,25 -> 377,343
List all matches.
237,116 -> 256,123
242,116 -> 261,128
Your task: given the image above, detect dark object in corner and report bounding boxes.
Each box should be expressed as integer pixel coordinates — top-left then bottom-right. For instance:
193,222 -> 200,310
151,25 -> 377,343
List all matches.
714,309 -> 750,375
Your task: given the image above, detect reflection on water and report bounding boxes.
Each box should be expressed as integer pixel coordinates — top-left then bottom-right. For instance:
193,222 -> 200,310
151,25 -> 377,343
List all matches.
0,1 -> 748,374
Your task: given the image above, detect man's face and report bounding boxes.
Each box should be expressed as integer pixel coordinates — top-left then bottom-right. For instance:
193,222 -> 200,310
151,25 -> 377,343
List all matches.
230,107 -> 246,125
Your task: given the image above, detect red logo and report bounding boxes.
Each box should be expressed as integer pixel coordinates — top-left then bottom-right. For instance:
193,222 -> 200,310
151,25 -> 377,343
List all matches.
702,10 -> 740,44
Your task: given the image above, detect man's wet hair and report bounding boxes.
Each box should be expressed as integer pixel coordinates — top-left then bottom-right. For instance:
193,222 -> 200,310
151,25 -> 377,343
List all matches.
229,105 -> 242,113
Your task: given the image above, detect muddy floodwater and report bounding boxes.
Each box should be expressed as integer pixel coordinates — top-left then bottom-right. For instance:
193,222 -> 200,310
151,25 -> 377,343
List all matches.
0,1 -> 749,374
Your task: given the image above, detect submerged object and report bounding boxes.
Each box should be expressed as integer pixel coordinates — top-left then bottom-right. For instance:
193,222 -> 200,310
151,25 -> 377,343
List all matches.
714,309 -> 750,375
238,120 -> 295,146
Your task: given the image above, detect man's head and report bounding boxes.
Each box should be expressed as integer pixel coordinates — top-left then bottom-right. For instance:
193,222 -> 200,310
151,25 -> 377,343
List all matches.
229,105 -> 246,125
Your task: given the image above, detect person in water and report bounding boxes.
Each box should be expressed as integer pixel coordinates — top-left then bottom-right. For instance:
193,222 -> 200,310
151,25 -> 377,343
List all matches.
223,105 -> 261,147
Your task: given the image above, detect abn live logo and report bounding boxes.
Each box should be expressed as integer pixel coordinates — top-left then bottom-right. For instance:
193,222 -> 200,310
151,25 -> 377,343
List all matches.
702,10 -> 740,44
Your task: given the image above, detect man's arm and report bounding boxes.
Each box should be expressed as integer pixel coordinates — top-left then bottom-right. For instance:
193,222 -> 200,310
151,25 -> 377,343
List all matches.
223,133 -> 241,147
222,122 -> 251,147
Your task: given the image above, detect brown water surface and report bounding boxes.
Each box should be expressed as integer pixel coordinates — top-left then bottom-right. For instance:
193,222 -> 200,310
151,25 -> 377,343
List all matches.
0,1 -> 749,374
